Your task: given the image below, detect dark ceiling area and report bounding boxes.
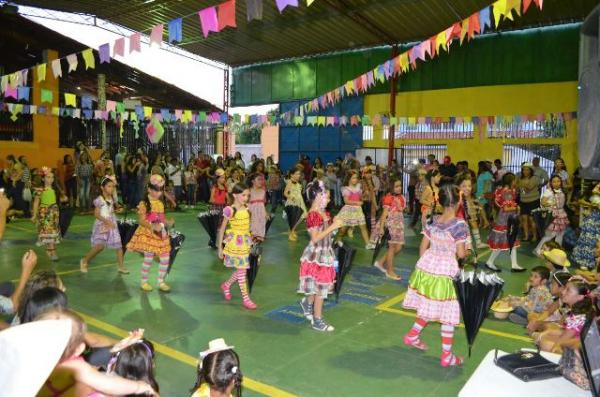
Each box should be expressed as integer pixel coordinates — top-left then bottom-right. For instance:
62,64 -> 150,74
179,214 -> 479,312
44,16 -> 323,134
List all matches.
9,0 -> 599,66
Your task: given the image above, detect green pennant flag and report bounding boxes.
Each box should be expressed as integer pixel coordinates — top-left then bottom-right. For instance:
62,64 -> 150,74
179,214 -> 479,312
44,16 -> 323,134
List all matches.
233,113 -> 241,123
116,102 -> 125,113
41,89 -> 53,103
198,112 -> 206,122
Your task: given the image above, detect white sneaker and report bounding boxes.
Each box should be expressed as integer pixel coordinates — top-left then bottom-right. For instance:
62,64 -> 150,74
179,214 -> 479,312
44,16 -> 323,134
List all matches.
365,243 -> 376,250
373,261 -> 386,274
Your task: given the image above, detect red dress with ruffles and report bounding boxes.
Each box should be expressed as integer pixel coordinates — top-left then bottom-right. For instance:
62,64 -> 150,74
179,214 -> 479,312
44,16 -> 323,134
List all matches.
298,211 -> 336,298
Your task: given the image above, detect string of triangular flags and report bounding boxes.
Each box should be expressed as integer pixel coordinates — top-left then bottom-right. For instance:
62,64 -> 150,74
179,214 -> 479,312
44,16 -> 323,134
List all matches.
0,0 -> 317,95
278,0 -> 545,124
2,97 -> 572,130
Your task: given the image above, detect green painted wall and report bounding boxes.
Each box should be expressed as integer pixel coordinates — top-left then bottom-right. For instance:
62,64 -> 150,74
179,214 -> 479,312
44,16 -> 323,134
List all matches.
231,23 -> 580,107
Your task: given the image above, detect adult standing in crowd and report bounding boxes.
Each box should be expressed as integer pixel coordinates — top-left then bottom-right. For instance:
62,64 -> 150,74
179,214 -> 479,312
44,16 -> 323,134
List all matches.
76,151 -> 94,211
476,161 -> 494,219
532,157 -> 549,188
516,162 -> 541,241
439,156 -> 457,184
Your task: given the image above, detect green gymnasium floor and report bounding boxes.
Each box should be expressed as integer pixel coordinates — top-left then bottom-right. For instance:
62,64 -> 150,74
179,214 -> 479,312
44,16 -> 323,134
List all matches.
1,210 -> 544,396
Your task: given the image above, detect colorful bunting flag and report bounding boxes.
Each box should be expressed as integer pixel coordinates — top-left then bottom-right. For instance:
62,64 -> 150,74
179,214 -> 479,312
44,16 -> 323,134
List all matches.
64,93 -> 77,107
17,86 -> 30,102
150,24 -> 164,46
40,89 -> 53,104
51,59 -> 62,79
276,0 -> 298,13
492,0 -> 508,27
99,43 -> 111,64
307,0 -> 315,5
246,0 -> 263,21
113,38 -> 125,57
129,32 -> 141,53
479,6 -> 491,33
82,49 -> 95,70
36,64 -> 46,82
66,54 -> 78,72
168,18 -> 183,43
218,0 -> 237,30
198,7 -> 220,38
5,86 -> 17,100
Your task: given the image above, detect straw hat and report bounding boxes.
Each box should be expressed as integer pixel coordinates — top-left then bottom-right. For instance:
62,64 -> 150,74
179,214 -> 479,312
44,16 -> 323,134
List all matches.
0,320 -> 72,396
543,249 -> 571,268
491,300 -> 513,319
215,168 -> 225,177
199,338 -> 234,359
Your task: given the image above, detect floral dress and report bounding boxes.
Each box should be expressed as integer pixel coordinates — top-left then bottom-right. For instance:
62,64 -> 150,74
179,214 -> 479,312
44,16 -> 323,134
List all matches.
284,181 -> 307,213
248,188 -> 267,239
90,196 -> 122,249
222,206 -> 252,270
487,187 -> 520,250
572,206 -> 600,270
337,185 -> 366,226
298,211 -> 336,298
127,199 -> 171,255
541,189 -> 569,233
402,217 -> 468,326
35,187 -> 60,246
383,193 -> 406,244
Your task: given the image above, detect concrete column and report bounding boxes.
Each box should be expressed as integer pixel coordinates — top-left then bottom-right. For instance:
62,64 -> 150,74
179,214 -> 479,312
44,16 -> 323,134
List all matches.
97,74 -> 106,150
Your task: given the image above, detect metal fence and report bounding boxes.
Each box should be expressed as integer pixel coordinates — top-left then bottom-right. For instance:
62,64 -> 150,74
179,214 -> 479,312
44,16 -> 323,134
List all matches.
0,113 -> 33,142
488,118 -> 567,139
502,144 -> 561,177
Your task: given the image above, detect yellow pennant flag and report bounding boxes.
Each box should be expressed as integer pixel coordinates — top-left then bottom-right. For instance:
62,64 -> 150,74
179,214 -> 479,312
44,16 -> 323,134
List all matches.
435,31 -> 448,52
492,0 -> 508,26
460,18 -> 469,44
64,93 -> 77,107
37,64 -> 47,82
307,0 -> 315,5
143,106 -> 152,119
130,111 -> 138,122
399,52 -> 409,72
183,110 -> 192,123
81,49 -> 95,70
51,107 -> 60,117
317,116 -> 326,126
344,80 -> 354,95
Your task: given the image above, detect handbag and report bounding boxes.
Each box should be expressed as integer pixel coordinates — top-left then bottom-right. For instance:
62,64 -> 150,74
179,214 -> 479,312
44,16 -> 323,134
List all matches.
494,348 -> 561,382
22,187 -> 32,202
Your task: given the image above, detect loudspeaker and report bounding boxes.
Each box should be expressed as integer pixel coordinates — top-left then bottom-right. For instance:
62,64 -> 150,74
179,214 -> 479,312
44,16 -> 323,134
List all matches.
578,5 -> 600,179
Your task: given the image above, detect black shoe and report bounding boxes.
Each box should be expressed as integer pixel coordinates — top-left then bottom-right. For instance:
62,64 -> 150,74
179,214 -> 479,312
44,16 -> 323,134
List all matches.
484,264 -> 501,273
510,267 -> 526,273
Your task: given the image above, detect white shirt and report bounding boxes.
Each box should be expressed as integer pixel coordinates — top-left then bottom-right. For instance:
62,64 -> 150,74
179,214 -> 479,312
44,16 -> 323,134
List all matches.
166,164 -> 182,186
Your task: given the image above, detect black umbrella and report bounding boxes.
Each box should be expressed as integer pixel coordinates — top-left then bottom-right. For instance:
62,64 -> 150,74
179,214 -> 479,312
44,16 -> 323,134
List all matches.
454,269 -> 504,356
265,216 -> 275,237
334,243 -> 356,302
197,210 -> 221,249
362,201 -> 372,234
532,208 -> 554,241
167,231 -> 185,274
117,219 -> 139,252
371,227 -> 389,266
507,214 -> 520,253
284,205 -> 304,231
247,243 -> 262,293
59,205 -> 75,237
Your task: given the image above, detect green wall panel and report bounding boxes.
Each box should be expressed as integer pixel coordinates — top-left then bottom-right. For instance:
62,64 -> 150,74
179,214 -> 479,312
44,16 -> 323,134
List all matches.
232,24 -> 581,107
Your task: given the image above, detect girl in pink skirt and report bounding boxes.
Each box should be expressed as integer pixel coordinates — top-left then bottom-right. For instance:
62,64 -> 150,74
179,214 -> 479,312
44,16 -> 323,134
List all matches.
372,178 -> 406,280
80,177 -> 128,274
534,175 -> 569,256
402,184 -> 468,367
298,180 -> 343,332
335,170 -> 374,249
247,173 -> 267,241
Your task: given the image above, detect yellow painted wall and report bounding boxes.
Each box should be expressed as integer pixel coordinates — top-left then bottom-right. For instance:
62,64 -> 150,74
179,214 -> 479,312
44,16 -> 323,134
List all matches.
363,82 -> 579,171
0,50 -> 102,170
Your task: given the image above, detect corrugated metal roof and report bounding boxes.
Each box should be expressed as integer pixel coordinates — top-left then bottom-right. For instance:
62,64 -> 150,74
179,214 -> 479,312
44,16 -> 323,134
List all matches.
0,12 -> 219,110
10,0 -> 598,66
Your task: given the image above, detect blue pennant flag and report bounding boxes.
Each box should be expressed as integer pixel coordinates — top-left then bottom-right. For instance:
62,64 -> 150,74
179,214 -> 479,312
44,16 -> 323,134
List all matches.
168,18 -> 183,43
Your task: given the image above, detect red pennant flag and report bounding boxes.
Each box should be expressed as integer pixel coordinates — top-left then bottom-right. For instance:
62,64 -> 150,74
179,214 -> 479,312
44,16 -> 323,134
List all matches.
218,0 -> 237,30
449,22 -> 462,41
429,36 -> 437,58
523,0 -> 533,13
468,12 -> 481,39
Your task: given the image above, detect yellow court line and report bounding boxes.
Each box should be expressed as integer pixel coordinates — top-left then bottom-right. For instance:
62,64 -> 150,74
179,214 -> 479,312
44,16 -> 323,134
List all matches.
77,311 -> 296,397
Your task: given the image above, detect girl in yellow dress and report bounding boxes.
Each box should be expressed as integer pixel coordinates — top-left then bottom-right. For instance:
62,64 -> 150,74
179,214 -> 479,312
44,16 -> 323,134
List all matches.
31,167 -> 66,261
127,174 -> 174,292
217,183 -> 256,310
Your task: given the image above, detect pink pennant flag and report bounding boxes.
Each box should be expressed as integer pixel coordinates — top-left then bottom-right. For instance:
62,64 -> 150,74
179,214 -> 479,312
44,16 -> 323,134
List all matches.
129,32 -> 141,53
106,100 -> 116,112
198,7 -> 220,38
275,0 -> 298,13
175,109 -> 183,120
5,85 -> 17,99
150,24 -> 163,46
113,38 -> 125,57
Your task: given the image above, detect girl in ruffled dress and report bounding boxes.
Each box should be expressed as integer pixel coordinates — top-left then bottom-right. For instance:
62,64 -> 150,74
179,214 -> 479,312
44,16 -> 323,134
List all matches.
402,184 -> 468,367
217,183 -> 257,310
283,169 -> 307,241
31,167 -> 65,261
247,173 -> 267,240
335,170 -> 374,249
298,180 -> 343,332
534,175 -> 569,256
80,177 -> 128,274
127,174 -> 174,292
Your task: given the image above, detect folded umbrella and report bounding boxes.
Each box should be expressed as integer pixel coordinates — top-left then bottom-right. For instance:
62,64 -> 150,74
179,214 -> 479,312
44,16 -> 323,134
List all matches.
506,214 -> 520,253
532,208 -> 554,242
284,205 -> 304,231
59,205 -> 75,237
247,243 -> 263,293
167,231 -> 185,274
197,210 -> 221,249
362,201 -> 372,234
371,227 -> 389,267
265,216 -> 274,237
334,243 -> 356,302
454,269 -> 504,356
117,219 -> 139,252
